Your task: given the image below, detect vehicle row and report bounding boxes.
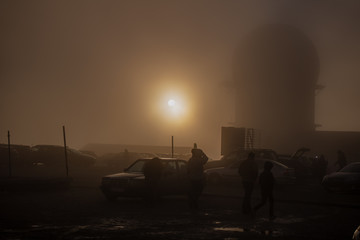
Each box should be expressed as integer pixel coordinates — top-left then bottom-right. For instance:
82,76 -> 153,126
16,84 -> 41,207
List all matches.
0,144 -> 96,168
100,156 -> 297,201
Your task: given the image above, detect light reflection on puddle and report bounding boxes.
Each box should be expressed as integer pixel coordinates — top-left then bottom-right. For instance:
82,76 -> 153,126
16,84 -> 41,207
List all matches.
215,227 -> 282,237
107,225 -> 125,230
257,216 -> 305,224
214,227 -> 245,232
273,217 -> 305,224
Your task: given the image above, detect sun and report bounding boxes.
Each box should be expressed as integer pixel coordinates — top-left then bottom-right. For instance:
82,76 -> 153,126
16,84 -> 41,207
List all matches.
165,98 -> 185,118
168,99 -> 176,107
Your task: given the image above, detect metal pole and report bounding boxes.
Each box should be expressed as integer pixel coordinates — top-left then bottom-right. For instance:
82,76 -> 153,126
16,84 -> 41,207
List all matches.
63,126 -> 69,177
7,131 -> 12,177
171,136 -> 174,158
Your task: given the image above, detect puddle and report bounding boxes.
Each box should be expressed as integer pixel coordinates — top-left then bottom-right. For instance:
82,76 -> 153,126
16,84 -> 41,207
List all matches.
107,225 -> 125,230
215,227 -> 282,237
214,227 -> 246,232
256,215 -> 306,224
273,217 -> 305,224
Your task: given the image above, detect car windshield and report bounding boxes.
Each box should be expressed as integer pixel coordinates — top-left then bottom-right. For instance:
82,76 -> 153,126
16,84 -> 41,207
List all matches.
340,163 -> 360,173
126,160 -> 146,173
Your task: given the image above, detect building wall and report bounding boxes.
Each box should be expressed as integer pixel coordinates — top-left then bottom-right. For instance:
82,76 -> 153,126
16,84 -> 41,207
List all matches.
233,24 -> 319,154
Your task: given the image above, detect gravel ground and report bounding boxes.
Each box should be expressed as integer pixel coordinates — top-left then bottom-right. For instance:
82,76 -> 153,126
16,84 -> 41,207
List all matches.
0,181 -> 359,240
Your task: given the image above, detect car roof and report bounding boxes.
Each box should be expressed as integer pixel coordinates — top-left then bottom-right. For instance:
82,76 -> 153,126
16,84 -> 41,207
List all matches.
257,158 -> 289,168
137,158 -> 185,161
349,162 -> 360,166
230,158 -> 289,169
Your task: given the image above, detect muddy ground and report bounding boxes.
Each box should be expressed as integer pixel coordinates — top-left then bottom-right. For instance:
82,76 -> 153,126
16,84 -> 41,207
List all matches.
0,180 -> 359,240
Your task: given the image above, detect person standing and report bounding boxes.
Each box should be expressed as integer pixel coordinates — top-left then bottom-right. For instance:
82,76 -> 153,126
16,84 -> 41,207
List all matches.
238,152 -> 258,214
314,154 -> 328,181
254,161 -> 275,220
143,157 -> 163,205
187,147 -> 208,210
335,150 -> 347,171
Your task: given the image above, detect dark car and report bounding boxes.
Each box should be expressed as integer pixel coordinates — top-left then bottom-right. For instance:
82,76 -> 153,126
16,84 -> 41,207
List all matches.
205,148 -> 279,170
0,144 -> 33,168
205,158 -> 295,185
31,145 -> 96,168
322,162 -> 360,193
100,158 -> 188,201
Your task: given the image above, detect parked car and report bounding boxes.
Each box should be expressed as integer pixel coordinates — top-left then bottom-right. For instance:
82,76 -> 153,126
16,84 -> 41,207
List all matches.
205,158 -> 296,185
205,148 -> 279,169
99,151 -> 156,169
322,162 -> 360,193
0,144 -> 33,168
100,158 -> 188,201
30,145 -> 96,168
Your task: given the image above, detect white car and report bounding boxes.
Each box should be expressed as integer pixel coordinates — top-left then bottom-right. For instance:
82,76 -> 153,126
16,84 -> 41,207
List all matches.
100,158 -> 188,201
322,162 -> 360,193
205,158 -> 296,184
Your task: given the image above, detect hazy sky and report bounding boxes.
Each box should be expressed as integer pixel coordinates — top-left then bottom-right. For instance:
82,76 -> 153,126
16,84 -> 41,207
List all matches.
1,1 -> 360,158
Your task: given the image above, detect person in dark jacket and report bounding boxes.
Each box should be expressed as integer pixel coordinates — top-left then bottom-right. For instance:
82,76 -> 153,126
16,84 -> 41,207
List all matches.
187,147 -> 208,210
335,150 -> 347,171
254,161 -> 275,220
143,157 -> 163,204
238,152 -> 258,214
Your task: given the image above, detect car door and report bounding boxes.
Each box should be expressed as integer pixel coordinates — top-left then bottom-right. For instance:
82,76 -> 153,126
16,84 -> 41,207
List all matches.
160,160 -> 179,195
176,160 -> 189,194
222,161 -> 241,182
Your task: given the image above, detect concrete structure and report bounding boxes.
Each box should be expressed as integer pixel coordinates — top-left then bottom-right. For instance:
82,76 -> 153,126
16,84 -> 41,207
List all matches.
232,24 -> 360,161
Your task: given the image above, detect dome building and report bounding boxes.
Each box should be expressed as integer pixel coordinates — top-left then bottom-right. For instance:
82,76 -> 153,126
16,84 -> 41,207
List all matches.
233,24 -> 320,153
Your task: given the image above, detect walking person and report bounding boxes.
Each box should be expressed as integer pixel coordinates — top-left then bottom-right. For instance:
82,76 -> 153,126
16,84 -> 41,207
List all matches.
253,161 -> 276,220
238,152 -> 258,215
335,150 -> 347,171
187,147 -> 208,211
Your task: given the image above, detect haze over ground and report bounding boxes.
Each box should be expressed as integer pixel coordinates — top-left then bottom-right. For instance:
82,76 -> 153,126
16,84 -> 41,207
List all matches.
1,1 -> 360,158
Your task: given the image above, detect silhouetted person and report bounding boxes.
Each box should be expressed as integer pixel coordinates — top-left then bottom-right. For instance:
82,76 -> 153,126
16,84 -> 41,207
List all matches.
313,155 -> 328,181
335,150 -> 347,171
254,161 -> 275,220
238,152 -> 258,214
143,157 -> 163,204
187,148 -> 208,210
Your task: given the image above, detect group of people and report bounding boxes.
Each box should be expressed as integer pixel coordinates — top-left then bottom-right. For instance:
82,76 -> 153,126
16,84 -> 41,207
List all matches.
238,152 -> 275,220
142,146 -> 208,210
143,146 -> 276,219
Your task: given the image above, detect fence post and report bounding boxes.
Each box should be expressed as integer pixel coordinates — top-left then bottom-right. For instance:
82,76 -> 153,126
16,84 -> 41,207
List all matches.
63,126 -> 69,177
171,136 -> 174,158
7,131 -> 12,177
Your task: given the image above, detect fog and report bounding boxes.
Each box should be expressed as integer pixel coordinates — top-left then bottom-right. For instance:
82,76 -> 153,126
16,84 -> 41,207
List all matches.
1,1 -> 360,158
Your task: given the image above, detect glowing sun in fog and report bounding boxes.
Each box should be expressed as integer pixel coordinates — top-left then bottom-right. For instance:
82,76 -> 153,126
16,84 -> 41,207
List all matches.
165,98 -> 184,117
168,99 -> 176,107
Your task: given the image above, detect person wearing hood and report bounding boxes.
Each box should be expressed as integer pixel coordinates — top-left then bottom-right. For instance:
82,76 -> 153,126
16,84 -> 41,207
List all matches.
238,151 -> 258,214
254,161 -> 275,220
187,147 -> 208,210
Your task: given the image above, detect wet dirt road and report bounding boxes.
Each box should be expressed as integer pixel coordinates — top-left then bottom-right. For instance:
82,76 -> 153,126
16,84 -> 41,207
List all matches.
0,184 -> 359,240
